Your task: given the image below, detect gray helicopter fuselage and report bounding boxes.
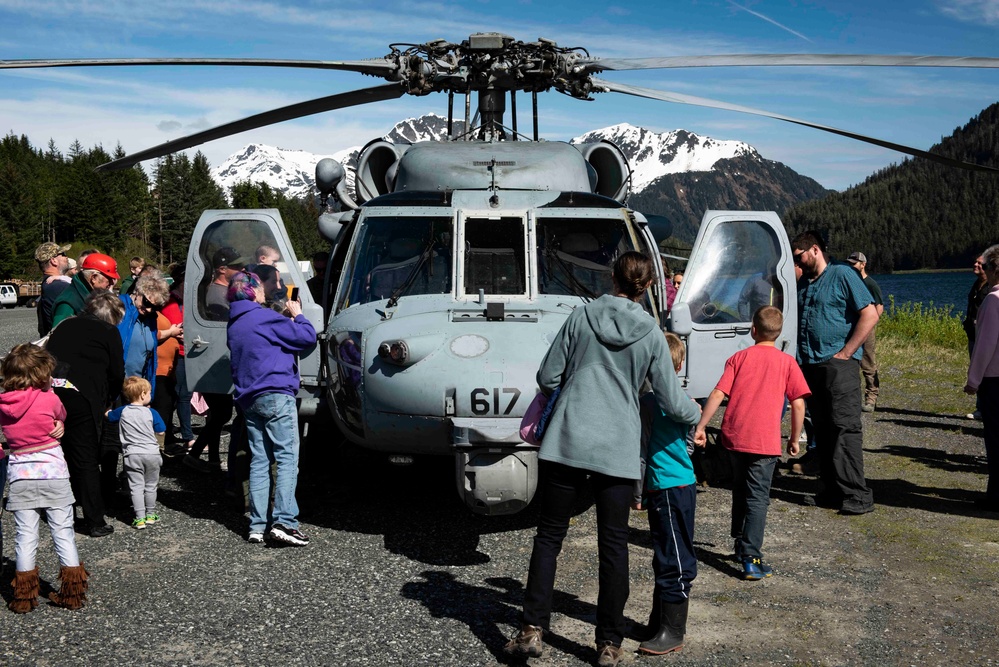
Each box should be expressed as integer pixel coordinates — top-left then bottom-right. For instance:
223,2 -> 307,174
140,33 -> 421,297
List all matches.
183,138 -> 795,516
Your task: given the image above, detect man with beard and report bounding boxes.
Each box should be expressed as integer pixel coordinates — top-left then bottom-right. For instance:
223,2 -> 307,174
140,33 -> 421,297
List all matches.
792,231 -> 879,515
34,241 -> 72,336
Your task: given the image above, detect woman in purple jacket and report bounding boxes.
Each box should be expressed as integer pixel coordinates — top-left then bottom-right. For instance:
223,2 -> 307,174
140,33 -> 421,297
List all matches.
226,271 -> 317,546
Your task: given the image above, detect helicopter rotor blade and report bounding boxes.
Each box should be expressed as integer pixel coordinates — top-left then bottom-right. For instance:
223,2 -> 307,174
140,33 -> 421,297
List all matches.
591,78 -> 999,173
96,83 -> 406,172
0,57 -> 399,78
580,54 -> 999,73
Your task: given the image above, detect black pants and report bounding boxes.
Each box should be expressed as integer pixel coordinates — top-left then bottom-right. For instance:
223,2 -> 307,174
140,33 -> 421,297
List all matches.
981,377 -> 999,503
152,373 -> 177,445
522,461 -> 632,646
801,358 -> 874,509
55,387 -> 108,529
647,484 -> 697,604
189,393 -> 233,463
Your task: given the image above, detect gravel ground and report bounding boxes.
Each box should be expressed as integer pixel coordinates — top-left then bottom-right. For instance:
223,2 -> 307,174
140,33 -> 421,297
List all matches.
1,306 -> 998,667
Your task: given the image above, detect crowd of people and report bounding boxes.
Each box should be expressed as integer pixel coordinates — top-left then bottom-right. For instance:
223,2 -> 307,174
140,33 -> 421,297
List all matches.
0,242 -> 317,614
1,235 -> 996,667
505,238 -> 998,667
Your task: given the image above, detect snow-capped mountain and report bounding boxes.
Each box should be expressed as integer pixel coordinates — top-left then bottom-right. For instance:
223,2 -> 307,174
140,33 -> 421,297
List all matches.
211,114 -> 461,200
211,116 -> 773,203
571,123 -> 759,193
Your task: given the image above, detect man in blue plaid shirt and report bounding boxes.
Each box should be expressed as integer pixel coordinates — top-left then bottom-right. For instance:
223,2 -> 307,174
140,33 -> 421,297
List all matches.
792,231 -> 879,516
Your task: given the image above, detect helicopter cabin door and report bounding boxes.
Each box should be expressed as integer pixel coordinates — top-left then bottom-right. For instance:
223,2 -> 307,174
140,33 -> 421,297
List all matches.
667,211 -> 796,400
183,209 -> 323,396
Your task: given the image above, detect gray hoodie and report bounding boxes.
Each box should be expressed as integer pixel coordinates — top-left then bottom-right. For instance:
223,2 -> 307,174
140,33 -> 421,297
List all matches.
537,294 -> 700,480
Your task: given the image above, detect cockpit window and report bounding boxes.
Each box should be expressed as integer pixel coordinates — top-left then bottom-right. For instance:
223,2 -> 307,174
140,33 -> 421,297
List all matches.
463,217 -> 526,296
683,220 -> 784,325
536,218 -> 630,298
337,216 -> 453,309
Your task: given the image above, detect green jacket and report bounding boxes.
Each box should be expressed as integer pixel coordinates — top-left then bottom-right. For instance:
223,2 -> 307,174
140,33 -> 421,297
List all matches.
537,295 -> 700,480
50,273 -> 92,329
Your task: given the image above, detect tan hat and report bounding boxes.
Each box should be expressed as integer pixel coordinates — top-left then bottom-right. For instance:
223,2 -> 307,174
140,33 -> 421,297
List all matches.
34,242 -> 72,263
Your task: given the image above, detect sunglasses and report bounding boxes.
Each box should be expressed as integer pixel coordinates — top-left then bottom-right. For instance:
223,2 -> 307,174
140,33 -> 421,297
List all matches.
792,250 -> 807,265
140,296 -> 160,311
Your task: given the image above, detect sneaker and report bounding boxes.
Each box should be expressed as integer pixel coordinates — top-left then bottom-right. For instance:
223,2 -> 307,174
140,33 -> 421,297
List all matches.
861,402 -> 875,413
143,514 -> 160,525
839,500 -> 875,515
596,641 -> 624,667
131,518 -> 147,530
268,523 -> 310,546
503,624 -> 543,658
247,532 -> 264,544
742,557 -> 773,581
162,443 -> 188,458
89,523 -> 114,538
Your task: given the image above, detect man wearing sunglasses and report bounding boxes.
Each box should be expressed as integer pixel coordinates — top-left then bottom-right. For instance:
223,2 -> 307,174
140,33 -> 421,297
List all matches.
792,231 -> 879,516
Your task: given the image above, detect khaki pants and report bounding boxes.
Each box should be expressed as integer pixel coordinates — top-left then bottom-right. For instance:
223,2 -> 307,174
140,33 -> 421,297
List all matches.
860,328 -> 879,405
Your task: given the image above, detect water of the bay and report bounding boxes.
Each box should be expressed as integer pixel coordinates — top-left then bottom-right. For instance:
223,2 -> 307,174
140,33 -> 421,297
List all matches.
870,270 -> 974,318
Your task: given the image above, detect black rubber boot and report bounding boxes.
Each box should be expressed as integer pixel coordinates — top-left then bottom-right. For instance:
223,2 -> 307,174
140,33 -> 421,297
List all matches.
638,599 -> 687,655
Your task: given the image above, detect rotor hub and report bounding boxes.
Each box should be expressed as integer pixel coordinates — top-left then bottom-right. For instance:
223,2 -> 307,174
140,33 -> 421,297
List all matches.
386,33 -> 593,99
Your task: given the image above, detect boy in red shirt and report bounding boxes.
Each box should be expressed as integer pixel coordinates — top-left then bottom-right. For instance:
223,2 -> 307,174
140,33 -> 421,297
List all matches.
694,306 -> 810,580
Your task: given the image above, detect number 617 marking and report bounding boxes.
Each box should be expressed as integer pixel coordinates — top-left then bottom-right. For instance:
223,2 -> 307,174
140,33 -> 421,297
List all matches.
470,387 -> 522,415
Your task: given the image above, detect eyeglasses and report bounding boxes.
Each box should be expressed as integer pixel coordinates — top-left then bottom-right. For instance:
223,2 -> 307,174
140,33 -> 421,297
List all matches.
792,251 -> 807,265
140,296 -> 159,311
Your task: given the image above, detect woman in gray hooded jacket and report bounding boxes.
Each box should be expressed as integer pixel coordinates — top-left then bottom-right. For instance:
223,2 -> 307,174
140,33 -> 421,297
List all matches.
505,252 -> 701,667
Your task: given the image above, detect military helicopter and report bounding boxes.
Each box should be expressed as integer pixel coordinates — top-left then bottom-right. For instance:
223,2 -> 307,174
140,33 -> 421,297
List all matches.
4,34 -> 998,515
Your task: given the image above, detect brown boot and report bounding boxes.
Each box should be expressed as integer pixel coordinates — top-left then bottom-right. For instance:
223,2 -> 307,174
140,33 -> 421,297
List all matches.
8,567 -> 40,613
48,563 -> 89,610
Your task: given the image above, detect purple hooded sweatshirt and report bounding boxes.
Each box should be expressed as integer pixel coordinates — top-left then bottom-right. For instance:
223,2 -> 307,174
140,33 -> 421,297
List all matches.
227,300 -> 317,410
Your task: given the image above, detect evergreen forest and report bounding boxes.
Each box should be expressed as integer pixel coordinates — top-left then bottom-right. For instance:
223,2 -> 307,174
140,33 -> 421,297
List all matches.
783,102 -> 999,273
0,134 -> 326,279
2,101 -> 998,278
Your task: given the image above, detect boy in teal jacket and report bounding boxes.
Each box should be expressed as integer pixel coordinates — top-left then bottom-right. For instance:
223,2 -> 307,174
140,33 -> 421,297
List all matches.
635,332 -> 700,656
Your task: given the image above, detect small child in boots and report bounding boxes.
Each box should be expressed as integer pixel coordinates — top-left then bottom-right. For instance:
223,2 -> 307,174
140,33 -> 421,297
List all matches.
0,344 -> 88,612
107,377 -> 165,530
634,332 -> 701,655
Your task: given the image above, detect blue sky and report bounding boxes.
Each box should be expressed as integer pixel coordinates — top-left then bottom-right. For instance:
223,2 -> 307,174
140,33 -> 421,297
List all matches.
1,0 -> 997,190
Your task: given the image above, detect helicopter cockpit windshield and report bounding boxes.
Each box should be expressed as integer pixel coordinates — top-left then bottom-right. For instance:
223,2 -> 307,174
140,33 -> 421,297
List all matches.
463,217 -> 526,296
338,216 -> 453,309
536,218 -> 629,299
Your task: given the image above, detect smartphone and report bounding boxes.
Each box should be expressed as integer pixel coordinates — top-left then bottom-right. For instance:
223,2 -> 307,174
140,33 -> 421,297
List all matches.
290,287 -> 300,301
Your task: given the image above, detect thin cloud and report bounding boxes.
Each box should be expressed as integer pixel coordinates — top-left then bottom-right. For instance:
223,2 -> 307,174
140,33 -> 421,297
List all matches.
725,0 -> 814,43
935,0 -> 999,25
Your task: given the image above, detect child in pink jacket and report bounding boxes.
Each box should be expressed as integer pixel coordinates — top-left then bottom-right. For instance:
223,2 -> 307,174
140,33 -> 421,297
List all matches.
0,344 -> 87,613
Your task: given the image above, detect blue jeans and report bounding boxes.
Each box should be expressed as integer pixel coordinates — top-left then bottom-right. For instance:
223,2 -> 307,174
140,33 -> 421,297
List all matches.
647,484 -> 697,604
244,393 -> 300,533
729,451 -> 778,561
